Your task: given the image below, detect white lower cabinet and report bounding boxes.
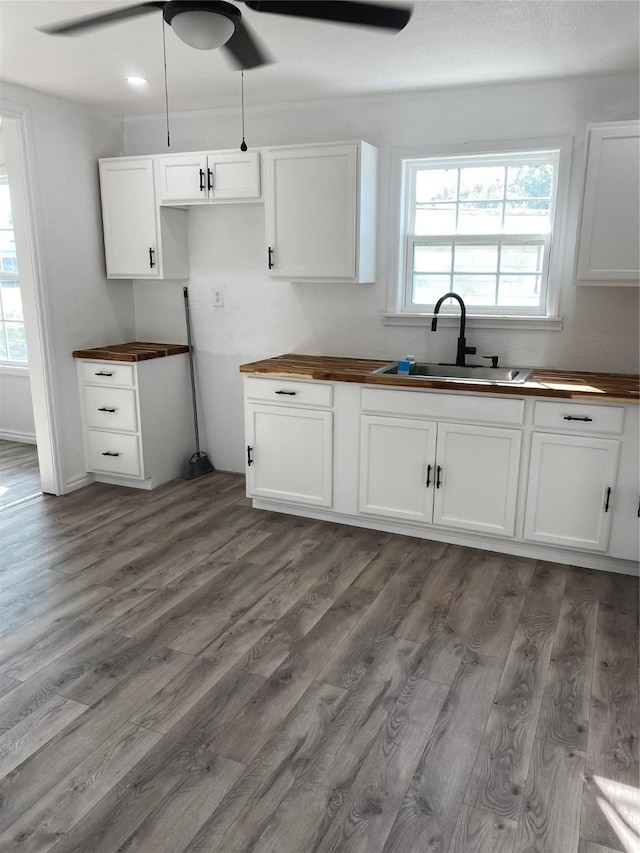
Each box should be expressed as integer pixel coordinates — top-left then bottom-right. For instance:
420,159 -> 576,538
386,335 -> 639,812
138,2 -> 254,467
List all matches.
360,415 -> 521,537
245,403 -> 333,507
523,433 -> 620,551
78,355 -> 193,489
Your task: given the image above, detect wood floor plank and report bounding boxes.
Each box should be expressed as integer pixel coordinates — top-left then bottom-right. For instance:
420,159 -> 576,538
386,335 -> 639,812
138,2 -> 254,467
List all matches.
464,561 -> 567,821
207,585 -> 376,764
468,557 -> 536,659
0,646 -> 191,832
447,805 -> 518,853
578,841 -> 625,853
580,573 -> 640,852
536,566 -> 599,751
381,651 -> 504,853
513,738 -> 585,853
0,693 -> 87,780
0,722 -> 161,853
311,677 -> 448,853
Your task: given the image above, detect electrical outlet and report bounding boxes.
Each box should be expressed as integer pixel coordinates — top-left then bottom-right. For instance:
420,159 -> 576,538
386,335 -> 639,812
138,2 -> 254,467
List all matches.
213,288 -> 224,308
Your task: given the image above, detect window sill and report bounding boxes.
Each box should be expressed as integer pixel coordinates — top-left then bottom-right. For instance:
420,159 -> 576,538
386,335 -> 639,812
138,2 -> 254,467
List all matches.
0,363 -> 30,376
383,313 -> 563,331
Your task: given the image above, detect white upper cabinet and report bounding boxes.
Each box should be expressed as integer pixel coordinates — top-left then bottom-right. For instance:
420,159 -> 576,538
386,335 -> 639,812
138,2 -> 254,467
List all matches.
576,120 -> 640,284
99,157 -> 188,280
157,150 -> 261,204
264,141 -> 377,282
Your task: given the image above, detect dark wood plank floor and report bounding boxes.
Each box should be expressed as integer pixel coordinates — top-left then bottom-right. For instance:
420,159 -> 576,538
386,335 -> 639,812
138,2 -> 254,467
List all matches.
0,471 -> 638,853
0,440 -> 41,509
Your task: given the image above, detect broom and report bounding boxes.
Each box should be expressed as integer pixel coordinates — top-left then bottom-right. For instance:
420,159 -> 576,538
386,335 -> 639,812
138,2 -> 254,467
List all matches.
183,286 -> 215,480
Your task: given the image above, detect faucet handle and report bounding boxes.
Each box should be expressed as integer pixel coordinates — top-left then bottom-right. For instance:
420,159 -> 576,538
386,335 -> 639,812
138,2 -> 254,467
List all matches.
482,355 -> 499,368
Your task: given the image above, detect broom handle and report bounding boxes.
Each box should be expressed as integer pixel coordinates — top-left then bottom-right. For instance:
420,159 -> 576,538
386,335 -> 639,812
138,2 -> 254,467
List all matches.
183,286 -> 201,452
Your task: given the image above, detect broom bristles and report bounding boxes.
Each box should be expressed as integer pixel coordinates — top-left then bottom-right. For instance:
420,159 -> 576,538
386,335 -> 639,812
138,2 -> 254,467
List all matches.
185,450 -> 215,480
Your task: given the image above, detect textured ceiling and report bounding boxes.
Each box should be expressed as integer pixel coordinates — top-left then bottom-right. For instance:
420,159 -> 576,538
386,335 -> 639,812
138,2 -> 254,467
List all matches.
0,0 -> 638,116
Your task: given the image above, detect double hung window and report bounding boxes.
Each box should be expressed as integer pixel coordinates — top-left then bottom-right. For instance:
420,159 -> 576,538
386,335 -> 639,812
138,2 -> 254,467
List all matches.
400,147 -> 563,317
0,173 -> 27,363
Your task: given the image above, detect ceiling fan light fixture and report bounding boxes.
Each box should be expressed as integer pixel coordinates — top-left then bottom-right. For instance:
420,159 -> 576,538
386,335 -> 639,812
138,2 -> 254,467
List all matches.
167,8 -> 235,50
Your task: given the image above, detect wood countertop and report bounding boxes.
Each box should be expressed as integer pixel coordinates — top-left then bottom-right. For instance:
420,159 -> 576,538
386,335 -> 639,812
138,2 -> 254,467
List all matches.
239,353 -> 640,403
72,342 -> 189,362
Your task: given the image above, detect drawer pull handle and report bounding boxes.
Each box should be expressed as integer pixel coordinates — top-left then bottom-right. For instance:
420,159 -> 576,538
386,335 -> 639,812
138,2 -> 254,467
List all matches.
247,445 -> 253,466
604,486 -> 612,513
199,168 -> 205,192
275,390 -> 297,396
101,451 -> 120,457
426,464 -> 432,488
436,465 -> 442,489
267,246 -> 274,269
563,415 -> 593,422
207,168 -> 214,192
97,407 -> 116,413
94,371 -> 113,377
148,247 -> 155,268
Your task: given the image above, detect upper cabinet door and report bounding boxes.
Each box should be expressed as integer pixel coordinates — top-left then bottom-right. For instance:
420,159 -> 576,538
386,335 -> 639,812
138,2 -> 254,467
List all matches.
264,142 -> 377,282
157,153 -> 209,203
157,151 -> 260,203
207,151 -> 260,200
577,121 -> 640,284
99,158 -> 159,278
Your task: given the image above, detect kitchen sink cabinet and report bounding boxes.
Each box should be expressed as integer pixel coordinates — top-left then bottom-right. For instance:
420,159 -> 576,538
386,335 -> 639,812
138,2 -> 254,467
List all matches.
99,157 -> 188,280
244,378 -> 333,507
263,141 -> 377,282
576,120 -> 640,283
157,150 -> 261,204
359,415 -> 521,537
77,354 -> 193,489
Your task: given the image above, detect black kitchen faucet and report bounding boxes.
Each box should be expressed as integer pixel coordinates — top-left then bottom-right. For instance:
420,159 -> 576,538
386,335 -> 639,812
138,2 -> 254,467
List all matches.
430,292 -> 477,366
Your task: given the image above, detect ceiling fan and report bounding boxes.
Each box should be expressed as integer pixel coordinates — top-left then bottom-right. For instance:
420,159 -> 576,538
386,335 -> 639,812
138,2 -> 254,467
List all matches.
39,1 -> 413,70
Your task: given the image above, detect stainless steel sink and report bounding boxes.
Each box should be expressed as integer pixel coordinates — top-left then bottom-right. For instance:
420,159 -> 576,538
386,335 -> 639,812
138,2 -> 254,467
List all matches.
370,362 -> 533,383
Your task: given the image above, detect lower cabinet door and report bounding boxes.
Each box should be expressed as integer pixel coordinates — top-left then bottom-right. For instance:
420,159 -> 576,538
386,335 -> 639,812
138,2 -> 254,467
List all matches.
359,415 -> 437,522
246,404 -> 333,507
523,432 -> 620,551
432,422 -> 522,537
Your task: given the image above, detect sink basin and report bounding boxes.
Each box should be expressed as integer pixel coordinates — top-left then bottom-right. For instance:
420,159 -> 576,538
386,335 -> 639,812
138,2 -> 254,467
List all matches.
370,362 -> 533,384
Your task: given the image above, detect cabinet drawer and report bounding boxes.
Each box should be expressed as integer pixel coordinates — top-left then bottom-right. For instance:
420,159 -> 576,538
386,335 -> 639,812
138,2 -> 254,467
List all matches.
87,431 -> 141,477
83,386 -> 138,432
361,388 -> 524,425
81,361 -> 135,387
533,401 -> 624,434
244,376 -> 333,407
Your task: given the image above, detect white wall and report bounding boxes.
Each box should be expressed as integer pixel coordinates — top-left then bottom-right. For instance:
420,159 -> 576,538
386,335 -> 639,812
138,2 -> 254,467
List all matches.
126,72 -> 639,474
1,82 -> 135,490
0,371 -> 35,441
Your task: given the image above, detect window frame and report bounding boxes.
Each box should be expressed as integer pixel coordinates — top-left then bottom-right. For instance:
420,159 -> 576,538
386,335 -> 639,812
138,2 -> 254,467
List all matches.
388,137 -> 573,327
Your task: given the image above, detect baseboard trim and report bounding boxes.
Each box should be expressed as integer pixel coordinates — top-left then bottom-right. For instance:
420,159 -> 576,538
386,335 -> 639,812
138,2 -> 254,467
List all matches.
0,429 -> 37,444
252,499 -> 639,576
64,473 -> 95,494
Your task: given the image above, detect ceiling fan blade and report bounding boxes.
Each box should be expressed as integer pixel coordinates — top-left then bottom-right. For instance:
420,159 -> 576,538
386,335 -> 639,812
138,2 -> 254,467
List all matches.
243,1 -> 412,32
223,15 -> 271,69
39,2 -> 165,35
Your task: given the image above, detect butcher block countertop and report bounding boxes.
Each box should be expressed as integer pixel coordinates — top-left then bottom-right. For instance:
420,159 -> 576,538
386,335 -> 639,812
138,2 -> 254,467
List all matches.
240,353 -> 640,403
72,342 -> 189,362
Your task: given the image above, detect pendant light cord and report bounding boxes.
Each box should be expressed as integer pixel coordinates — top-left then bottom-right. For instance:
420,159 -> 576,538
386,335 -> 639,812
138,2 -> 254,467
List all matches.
162,16 -> 171,148
240,68 -> 247,151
